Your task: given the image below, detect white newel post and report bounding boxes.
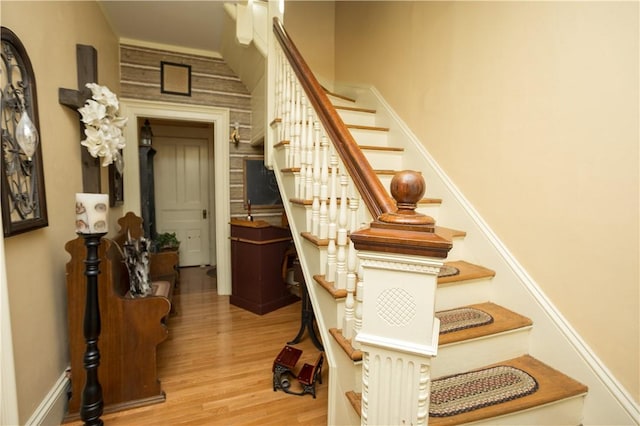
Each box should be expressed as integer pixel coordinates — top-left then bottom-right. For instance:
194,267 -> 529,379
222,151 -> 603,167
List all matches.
351,170 -> 452,426
355,250 -> 444,426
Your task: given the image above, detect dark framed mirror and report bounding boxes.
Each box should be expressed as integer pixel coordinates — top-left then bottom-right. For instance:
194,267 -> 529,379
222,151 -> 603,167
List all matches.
1,27 -> 48,237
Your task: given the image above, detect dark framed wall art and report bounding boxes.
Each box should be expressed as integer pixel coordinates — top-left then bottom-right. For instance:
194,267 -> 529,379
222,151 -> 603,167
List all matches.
160,61 -> 191,96
1,27 -> 48,237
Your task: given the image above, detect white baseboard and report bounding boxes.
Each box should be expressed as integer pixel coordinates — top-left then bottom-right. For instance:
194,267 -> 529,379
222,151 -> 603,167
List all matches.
25,370 -> 69,426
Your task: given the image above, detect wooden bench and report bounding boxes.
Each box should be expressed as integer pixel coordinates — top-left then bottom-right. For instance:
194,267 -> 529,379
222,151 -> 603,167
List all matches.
297,353 -> 324,398
64,212 -> 178,420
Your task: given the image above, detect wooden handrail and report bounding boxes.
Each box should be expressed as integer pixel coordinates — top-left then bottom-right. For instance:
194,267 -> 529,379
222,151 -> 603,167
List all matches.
273,17 -> 396,221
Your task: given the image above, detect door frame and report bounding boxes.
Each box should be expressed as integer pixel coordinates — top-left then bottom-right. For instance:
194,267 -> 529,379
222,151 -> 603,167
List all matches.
120,99 -> 231,295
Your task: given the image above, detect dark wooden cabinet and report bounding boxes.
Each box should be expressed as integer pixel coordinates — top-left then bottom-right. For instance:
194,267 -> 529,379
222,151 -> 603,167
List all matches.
139,145 -> 156,239
230,219 -> 299,315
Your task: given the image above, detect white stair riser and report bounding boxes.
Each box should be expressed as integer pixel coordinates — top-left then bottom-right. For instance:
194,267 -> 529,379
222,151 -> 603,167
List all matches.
362,149 -> 403,171
338,109 -> 377,127
279,172 -> 298,200
349,128 -> 390,147
444,237 -> 466,261
435,280 -> 492,311
288,201 -> 311,234
432,327 -> 532,378
377,174 -> 394,192
415,203 -> 441,223
467,395 -> 586,426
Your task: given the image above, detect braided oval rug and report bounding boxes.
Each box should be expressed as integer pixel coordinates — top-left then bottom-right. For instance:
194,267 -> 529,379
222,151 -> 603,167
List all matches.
436,307 -> 494,334
430,365 -> 539,417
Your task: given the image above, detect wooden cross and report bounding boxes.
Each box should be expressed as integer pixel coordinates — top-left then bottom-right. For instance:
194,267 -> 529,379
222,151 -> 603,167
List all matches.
59,44 -> 101,193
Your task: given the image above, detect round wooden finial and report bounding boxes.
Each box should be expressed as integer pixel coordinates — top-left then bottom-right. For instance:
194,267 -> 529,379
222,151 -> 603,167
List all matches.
378,170 -> 435,229
390,170 -> 425,213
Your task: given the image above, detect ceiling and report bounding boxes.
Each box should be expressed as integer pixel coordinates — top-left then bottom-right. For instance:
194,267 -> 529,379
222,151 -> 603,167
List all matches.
99,1 -> 236,55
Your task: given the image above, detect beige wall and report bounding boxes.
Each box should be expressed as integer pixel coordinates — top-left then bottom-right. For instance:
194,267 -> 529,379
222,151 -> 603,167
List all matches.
3,1 -> 120,422
334,1 -> 639,402
285,1 -> 335,87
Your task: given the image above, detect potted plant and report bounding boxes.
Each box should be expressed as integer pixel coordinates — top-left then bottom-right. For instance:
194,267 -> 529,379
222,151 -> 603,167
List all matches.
155,232 -> 180,252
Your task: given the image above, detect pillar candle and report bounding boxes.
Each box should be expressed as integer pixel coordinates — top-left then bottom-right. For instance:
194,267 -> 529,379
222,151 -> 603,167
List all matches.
75,193 -> 109,234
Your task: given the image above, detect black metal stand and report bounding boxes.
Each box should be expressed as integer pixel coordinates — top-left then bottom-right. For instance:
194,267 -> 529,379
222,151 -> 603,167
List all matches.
287,281 -> 323,351
79,232 -> 106,426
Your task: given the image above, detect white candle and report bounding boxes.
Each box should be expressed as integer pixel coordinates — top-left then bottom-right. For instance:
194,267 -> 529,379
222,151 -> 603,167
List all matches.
75,193 -> 109,234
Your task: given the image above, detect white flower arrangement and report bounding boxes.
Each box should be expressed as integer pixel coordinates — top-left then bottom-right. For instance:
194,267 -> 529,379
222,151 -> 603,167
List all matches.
78,83 -> 127,167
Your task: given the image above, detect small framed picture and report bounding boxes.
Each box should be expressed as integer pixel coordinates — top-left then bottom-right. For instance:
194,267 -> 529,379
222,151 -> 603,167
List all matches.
161,61 -> 191,96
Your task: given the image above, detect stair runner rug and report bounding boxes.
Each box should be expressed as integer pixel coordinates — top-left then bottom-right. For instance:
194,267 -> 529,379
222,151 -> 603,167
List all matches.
438,265 -> 460,278
430,365 -> 539,417
436,307 -> 493,334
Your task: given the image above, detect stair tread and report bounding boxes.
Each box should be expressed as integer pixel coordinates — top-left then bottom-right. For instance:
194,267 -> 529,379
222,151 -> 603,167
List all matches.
314,260 -> 492,299
438,302 -> 532,345
346,355 -> 587,424
346,124 -> 390,132
435,226 -> 466,239
359,145 -> 404,152
420,197 -> 442,205
329,328 -> 362,361
335,105 -> 376,114
345,391 -> 362,417
429,355 -> 588,425
323,87 -> 356,103
331,302 -> 531,361
374,169 -> 397,175
439,260 -> 495,285
358,145 -> 404,152
314,274 -> 347,299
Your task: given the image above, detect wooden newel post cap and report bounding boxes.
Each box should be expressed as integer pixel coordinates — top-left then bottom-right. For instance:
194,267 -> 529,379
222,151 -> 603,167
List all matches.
377,170 -> 435,230
391,170 -> 425,212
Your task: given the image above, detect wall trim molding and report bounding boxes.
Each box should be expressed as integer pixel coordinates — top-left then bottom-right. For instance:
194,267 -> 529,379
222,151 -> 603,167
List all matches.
120,98 -> 232,295
25,371 -> 69,426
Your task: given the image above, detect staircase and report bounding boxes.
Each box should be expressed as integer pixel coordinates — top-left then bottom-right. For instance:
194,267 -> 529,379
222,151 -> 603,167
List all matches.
272,81 -> 589,423
253,15 -> 638,426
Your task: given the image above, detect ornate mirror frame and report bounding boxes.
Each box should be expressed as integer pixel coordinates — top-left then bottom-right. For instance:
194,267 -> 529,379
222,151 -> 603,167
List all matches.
1,27 -> 48,237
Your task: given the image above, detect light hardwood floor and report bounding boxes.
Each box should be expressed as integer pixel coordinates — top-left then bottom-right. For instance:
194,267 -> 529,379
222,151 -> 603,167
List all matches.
65,267 -> 328,425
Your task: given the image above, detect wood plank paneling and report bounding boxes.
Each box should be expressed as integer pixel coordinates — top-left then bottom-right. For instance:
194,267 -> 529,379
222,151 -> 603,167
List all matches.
120,43 -> 283,226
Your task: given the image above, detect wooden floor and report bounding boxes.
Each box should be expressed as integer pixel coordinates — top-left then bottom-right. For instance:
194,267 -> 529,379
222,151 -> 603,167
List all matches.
65,267 -> 328,425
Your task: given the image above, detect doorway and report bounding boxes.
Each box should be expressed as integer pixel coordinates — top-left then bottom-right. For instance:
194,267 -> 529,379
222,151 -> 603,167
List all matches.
150,119 -> 215,268
120,99 -> 232,295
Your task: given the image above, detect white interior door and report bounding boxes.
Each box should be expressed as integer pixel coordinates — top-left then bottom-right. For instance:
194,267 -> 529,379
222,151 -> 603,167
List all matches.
154,129 -> 211,267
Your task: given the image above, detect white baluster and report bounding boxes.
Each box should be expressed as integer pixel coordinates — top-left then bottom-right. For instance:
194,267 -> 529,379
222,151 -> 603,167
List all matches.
319,135 -> 329,240
282,65 -> 292,168
325,152 -> 338,283
304,106 -> 314,201
343,194 -> 360,339
291,85 -> 302,198
335,175 -> 349,290
311,121 -> 321,237
298,94 -> 308,201
274,50 -> 282,131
